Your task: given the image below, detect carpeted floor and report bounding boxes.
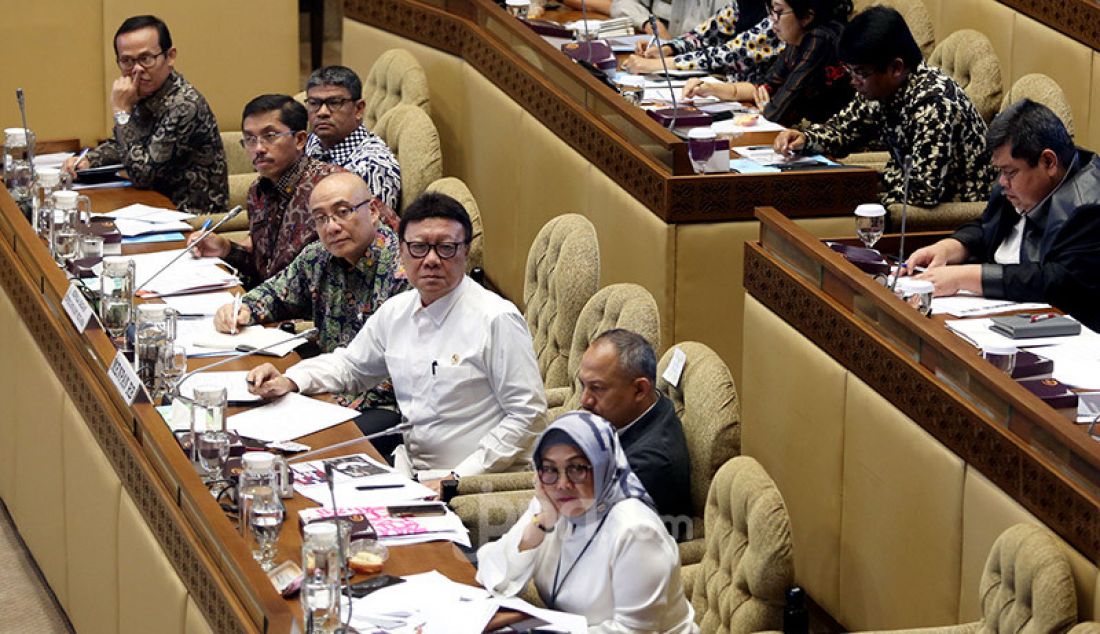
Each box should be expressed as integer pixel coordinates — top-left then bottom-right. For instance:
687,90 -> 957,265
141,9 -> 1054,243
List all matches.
0,501 -> 73,633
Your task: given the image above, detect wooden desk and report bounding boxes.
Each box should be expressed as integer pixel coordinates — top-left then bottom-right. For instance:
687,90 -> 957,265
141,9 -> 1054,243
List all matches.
0,185 -> 484,632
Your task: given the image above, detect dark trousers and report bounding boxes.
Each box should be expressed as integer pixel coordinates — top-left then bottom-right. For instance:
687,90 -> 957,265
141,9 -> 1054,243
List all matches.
353,408 -> 403,465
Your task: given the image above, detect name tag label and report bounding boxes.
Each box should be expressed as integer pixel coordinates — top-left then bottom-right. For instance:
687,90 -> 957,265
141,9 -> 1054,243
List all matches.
661,346 -> 687,388
108,350 -> 142,405
62,283 -> 94,332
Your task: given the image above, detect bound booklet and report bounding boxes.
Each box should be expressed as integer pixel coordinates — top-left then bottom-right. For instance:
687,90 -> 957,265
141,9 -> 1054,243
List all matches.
989,314 -> 1081,339
1018,378 -> 1078,420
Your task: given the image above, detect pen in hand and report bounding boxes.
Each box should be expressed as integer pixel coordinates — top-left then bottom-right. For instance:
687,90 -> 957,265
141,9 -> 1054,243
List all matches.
230,292 -> 242,335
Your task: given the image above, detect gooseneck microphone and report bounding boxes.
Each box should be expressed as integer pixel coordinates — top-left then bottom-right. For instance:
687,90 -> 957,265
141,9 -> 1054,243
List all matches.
15,89 -> 37,187
134,205 -> 245,293
889,156 -> 914,293
288,422 -> 413,465
324,462 -> 358,634
648,14 -> 681,130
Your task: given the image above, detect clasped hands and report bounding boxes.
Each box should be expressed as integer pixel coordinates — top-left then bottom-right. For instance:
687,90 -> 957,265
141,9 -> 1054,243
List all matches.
901,238 -> 982,297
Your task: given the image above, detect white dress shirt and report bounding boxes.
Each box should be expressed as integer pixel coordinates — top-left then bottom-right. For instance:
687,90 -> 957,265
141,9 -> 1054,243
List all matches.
477,498 -> 698,633
285,276 -> 547,477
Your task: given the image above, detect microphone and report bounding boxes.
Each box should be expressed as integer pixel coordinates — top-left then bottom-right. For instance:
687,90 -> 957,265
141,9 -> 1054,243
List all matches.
15,89 -> 37,187
889,156 -> 914,293
323,462 -> 358,634
648,14 -> 683,130
287,423 -> 412,465
134,205 -> 244,293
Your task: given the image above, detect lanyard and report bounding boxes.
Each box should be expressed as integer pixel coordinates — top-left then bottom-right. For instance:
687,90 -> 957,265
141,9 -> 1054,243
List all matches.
548,514 -> 610,610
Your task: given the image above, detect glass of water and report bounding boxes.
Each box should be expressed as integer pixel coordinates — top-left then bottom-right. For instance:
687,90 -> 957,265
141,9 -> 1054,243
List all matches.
855,203 -> 886,249
100,257 -> 135,348
197,430 -> 231,480
249,486 -> 285,571
157,345 -> 187,399
688,128 -> 717,174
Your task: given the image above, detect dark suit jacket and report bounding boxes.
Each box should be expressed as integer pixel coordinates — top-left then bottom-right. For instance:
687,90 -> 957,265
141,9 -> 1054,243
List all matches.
620,394 -> 694,522
951,149 -> 1100,331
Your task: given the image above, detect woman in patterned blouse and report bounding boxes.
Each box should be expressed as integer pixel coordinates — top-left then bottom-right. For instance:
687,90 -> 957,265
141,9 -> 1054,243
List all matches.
681,0 -> 853,125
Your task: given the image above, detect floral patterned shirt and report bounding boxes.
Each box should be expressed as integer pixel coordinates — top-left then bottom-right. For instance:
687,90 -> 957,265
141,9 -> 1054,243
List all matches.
801,63 -> 995,207
666,4 -> 783,82
305,125 -> 402,210
226,156 -> 344,287
241,225 -> 409,410
85,70 -> 228,214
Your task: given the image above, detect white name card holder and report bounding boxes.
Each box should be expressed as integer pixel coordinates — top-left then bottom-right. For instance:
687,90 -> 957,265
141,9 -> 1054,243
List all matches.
108,350 -> 144,405
62,283 -> 97,333
661,346 -> 687,388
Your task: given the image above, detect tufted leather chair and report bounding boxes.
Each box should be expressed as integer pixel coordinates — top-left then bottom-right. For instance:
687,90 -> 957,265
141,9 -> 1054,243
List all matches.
681,456 -> 794,634
854,0 -> 935,58
657,342 -> 741,565
1001,75 -> 1076,138
929,30 -> 1003,123
373,104 -> 443,212
361,49 -> 431,131
424,177 -> 485,274
852,524 -> 1076,634
522,214 -> 600,405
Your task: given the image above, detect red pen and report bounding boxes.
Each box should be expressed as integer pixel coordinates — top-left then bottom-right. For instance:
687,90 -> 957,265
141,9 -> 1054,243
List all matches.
1029,313 -> 1058,323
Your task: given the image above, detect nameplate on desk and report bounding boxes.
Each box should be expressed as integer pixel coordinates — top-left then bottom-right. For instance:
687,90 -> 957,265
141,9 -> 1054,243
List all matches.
108,351 -> 142,405
62,283 -> 95,333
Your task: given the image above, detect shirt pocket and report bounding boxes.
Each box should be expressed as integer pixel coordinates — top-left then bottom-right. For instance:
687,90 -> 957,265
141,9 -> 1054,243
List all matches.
428,364 -> 480,416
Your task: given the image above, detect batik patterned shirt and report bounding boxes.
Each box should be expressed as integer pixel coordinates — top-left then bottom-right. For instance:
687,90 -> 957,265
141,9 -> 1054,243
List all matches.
665,4 -> 783,82
226,156 -> 344,287
305,125 -> 402,210
86,70 -> 228,214
241,226 -> 409,410
801,63 -> 995,206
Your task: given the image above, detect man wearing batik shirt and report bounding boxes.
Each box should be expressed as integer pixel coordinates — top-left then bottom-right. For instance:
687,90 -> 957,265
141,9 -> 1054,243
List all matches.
774,6 -> 994,207
214,173 -> 409,431
191,95 -> 344,287
63,15 -> 228,214
303,66 -> 402,226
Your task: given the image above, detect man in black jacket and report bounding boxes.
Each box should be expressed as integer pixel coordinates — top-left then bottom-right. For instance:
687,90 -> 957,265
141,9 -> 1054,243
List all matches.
576,329 -> 693,531
907,99 -> 1100,331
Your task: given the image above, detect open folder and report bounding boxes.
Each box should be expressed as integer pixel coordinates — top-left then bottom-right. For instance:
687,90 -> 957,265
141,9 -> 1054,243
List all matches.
190,325 -> 306,357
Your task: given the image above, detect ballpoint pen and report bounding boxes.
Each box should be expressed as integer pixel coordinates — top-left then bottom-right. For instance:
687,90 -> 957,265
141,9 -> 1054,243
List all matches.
230,291 -> 242,335
72,147 -> 90,170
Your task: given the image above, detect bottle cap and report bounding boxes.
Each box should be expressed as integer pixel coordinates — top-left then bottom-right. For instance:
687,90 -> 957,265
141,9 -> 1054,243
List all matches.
303,521 -> 338,544
53,190 -> 79,209
137,303 -> 169,318
854,203 -> 886,217
688,127 -> 717,140
242,452 -> 276,472
4,127 -> 28,144
981,342 -> 1018,356
37,167 -> 61,187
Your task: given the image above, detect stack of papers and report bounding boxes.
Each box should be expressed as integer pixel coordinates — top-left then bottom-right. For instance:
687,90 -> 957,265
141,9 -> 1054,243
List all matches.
227,393 -> 358,442
931,295 -> 1051,317
189,324 -> 305,357
34,152 -> 73,170
129,249 -> 238,297
177,371 -> 262,403
100,203 -> 195,237
161,291 -> 235,317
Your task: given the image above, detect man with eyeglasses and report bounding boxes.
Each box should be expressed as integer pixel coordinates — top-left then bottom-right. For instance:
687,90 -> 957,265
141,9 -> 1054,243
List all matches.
212,172 -> 408,430
773,6 -> 993,209
61,15 -> 228,214
304,66 -> 401,221
247,191 -> 547,494
902,100 -> 1100,330
190,94 -> 344,286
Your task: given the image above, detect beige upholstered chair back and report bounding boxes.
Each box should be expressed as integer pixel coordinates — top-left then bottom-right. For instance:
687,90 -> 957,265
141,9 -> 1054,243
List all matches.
554,283 -> 660,413
978,524 -> 1076,634
1069,624 -> 1100,634
657,342 -> 741,523
424,177 -> 484,273
523,214 -> 600,393
692,456 -> 794,634
1001,74 -> 1076,137
362,49 -> 432,130
929,30 -> 1002,123
373,104 -> 443,212
855,0 -> 935,58
220,131 -> 253,175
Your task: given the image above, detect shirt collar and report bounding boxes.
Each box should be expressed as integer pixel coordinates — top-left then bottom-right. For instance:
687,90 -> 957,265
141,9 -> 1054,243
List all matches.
883,62 -> 925,111
1018,151 -> 1079,219
414,276 -> 468,326
268,155 -> 307,195
615,397 -> 659,437
138,70 -> 182,114
313,125 -> 369,160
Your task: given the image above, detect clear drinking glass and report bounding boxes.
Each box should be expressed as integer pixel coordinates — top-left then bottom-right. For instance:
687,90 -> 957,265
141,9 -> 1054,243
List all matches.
505,0 -> 530,17
157,344 -> 187,398
982,343 -> 1018,374
192,384 -> 227,432
249,485 -> 285,571
79,234 -> 104,260
100,257 -> 135,347
688,128 -> 717,174
197,430 -> 231,480
855,203 -> 886,249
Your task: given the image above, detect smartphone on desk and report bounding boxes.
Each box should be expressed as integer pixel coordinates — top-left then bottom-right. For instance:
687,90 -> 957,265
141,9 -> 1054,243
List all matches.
387,502 -> 447,517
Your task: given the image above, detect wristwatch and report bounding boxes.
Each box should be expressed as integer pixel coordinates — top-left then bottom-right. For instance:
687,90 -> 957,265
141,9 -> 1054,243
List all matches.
113,110 -> 131,126
533,515 -> 555,533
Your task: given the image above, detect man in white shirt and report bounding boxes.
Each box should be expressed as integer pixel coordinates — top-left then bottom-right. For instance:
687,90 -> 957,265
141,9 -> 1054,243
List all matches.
247,192 -> 548,493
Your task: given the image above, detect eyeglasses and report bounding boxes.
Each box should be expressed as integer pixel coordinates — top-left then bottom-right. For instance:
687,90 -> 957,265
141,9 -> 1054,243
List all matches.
768,6 -> 794,17
305,97 -> 356,112
842,63 -> 878,80
537,464 -> 593,485
117,51 -> 166,71
402,241 -> 467,260
240,131 -> 295,149
309,200 -> 371,229
995,166 -> 1021,183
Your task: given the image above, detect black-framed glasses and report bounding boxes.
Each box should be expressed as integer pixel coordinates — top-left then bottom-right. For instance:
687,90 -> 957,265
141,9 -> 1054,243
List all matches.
768,5 -> 794,17
537,464 -> 593,485
117,51 -> 166,71
402,241 -> 467,260
305,97 -> 356,112
240,131 -> 295,149
309,200 -> 372,230
842,63 -> 878,80
994,166 -> 1021,183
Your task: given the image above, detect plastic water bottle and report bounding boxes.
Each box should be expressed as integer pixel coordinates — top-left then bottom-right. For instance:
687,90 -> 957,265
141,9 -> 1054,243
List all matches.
238,453 -> 277,555
301,522 -> 340,633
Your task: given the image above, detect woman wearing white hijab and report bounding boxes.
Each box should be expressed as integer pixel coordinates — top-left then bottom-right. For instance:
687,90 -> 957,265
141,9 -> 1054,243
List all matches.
477,411 -> 697,632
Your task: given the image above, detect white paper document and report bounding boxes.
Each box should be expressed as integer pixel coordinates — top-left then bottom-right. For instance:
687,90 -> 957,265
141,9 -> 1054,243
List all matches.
161,291 -> 235,316
128,249 -> 236,296
498,597 -> 589,633
227,392 -> 358,442
349,571 -> 497,634
642,87 -> 719,104
1028,343 -> 1100,390
712,117 -> 785,134
1077,392 -> 1100,424
931,295 -> 1051,317
103,203 -> 192,223
177,371 -> 262,403
112,217 -> 194,237
190,324 -> 305,357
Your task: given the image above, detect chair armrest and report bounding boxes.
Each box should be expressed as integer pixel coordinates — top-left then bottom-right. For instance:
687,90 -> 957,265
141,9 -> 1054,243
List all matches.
678,537 -> 706,566
545,386 -> 570,409
456,471 -> 536,495
887,202 -> 984,233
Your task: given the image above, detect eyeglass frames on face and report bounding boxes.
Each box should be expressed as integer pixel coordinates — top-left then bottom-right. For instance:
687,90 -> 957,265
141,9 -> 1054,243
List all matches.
401,241 -> 467,260
305,97 -> 356,112
768,5 -> 794,18
309,200 -> 372,230
117,51 -> 166,71
537,464 -> 593,485
239,131 -> 295,149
